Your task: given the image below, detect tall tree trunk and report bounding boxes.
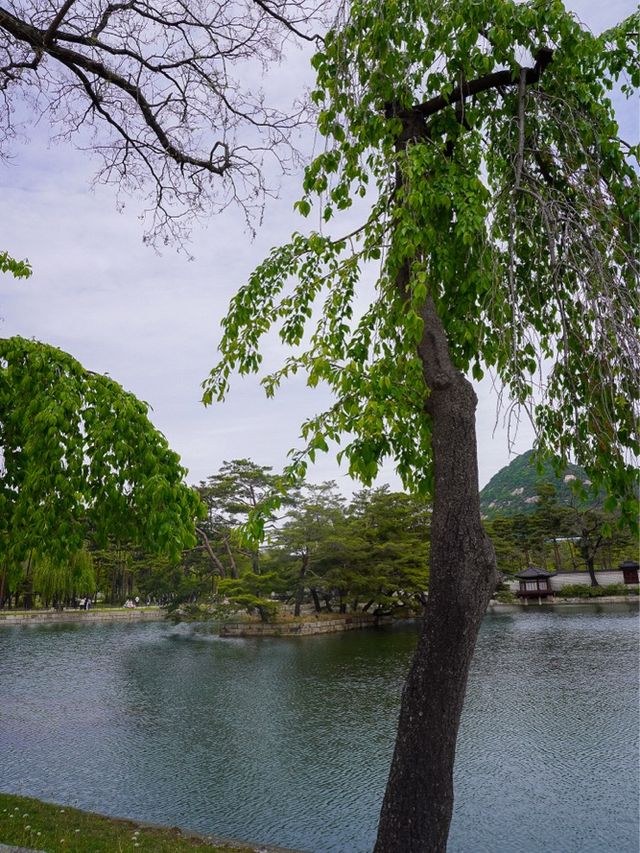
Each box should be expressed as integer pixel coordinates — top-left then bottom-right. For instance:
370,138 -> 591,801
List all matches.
580,531 -> 601,586
195,526 -> 227,579
310,587 -> 321,612
251,550 -> 260,574
586,556 -> 599,587
294,552 -> 309,617
223,537 -> 239,579
22,550 -> 34,610
374,296 -> 498,853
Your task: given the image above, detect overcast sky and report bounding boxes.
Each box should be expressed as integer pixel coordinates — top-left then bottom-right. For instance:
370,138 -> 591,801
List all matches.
1,0 -> 637,493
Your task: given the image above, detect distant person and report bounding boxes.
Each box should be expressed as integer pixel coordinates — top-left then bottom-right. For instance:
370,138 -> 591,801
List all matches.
134,596 -> 140,607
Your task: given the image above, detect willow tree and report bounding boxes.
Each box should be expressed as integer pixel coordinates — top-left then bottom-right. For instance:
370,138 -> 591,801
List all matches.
0,337 -> 203,594
205,1 -> 639,849
32,548 -> 96,607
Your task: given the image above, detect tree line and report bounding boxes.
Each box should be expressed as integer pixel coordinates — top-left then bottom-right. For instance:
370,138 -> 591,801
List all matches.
2,459 -> 632,613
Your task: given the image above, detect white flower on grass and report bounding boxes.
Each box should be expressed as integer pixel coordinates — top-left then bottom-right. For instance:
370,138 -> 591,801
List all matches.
25,825 -> 31,830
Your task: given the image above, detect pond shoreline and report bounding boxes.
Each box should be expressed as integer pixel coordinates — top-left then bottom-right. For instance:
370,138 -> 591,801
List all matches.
0,791 -> 308,853
1,596 -> 637,630
487,595 -> 639,613
219,612 -> 393,637
0,607 -> 165,625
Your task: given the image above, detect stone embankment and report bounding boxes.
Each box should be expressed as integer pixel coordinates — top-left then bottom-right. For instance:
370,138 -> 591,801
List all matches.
0,607 -> 165,625
487,595 -> 639,613
220,612 -> 393,637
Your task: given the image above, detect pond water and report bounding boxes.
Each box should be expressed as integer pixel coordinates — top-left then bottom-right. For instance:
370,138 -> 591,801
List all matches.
0,603 -> 638,853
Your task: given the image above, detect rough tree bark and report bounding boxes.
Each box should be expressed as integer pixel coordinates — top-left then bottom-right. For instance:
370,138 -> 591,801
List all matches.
374,296 -> 498,853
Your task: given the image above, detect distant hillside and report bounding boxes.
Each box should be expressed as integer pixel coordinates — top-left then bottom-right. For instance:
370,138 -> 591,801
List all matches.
480,450 -> 600,519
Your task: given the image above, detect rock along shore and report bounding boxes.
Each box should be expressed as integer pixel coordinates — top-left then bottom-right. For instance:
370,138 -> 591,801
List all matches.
219,612 -> 393,637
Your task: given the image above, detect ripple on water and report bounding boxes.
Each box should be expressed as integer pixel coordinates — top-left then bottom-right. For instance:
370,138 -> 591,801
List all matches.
0,605 -> 638,853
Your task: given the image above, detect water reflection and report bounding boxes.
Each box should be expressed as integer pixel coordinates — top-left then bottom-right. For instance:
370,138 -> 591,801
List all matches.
0,605 -> 637,852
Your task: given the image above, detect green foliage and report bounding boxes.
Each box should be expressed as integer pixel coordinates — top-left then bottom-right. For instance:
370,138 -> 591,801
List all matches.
480,450 -> 602,519
214,473 -> 430,619
32,549 -> 96,604
184,463 -> 432,621
204,0 -> 638,534
493,584 -> 515,604
486,492 -> 635,576
556,583 -> 639,598
88,540 -> 136,605
197,459 -> 289,572
0,337 -> 204,567
218,572 -> 284,622
128,545 -> 211,607
338,487 -> 430,610
0,250 -> 32,279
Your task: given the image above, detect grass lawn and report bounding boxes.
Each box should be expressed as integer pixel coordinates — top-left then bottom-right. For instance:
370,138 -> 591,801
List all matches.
0,793 -> 254,853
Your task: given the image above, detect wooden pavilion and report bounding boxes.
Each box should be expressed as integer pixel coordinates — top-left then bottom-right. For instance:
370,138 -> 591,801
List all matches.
514,566 -> 555,599
620,560 -> 640,585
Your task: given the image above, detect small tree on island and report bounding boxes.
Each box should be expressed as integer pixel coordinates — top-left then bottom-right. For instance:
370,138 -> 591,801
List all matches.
204,2 -> 638,850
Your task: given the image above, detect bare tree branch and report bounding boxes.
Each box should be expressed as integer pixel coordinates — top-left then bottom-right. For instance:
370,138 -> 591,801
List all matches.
0,0 -> 329,245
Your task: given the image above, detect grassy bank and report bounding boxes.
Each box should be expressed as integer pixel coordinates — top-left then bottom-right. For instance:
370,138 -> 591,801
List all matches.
0,793 -> 256,853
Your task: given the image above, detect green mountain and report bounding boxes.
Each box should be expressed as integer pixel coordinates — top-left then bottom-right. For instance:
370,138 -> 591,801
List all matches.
480,450 -> 600,519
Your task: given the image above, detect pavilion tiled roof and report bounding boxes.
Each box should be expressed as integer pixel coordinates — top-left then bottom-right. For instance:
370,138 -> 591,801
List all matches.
515,566 -> 555,579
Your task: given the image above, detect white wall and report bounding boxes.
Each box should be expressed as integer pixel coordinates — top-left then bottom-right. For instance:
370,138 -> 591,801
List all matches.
505,570 -> 627,593
550,571 -> 625,589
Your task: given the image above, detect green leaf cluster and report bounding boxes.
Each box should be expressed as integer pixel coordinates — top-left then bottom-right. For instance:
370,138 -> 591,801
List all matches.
0,251 -> 32,280
205,0 -> 638,531
0,337 -> 204,568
